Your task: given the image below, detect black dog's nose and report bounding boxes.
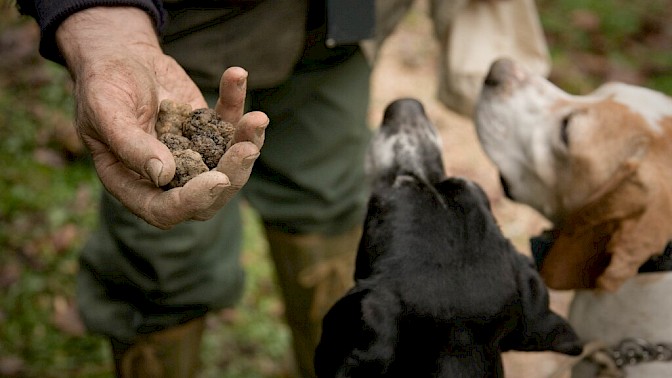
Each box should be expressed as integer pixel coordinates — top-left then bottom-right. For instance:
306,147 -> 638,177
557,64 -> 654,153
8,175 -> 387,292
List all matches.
382,98 -> 426,126
483,58 -> 516,88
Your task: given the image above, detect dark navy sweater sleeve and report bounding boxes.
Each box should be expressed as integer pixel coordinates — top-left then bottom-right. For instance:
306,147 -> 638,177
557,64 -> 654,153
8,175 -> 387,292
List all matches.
15,0 -> 166,64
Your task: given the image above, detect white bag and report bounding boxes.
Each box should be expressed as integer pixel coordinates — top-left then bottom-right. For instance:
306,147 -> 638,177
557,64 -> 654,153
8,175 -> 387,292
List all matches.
436,0 -> 551,116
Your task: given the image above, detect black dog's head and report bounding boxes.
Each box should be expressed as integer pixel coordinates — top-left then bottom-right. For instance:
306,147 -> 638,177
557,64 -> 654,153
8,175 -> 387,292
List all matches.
366,98 -> 446,190
315,99 -> 583,378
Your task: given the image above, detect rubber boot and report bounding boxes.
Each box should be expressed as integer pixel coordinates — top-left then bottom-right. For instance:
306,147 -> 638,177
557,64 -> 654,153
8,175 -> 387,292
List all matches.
110,316 -> 205,378
264,227 -> 361,378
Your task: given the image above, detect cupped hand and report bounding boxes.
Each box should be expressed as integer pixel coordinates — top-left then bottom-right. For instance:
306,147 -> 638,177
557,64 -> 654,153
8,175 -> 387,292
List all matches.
56,7 -> 267,229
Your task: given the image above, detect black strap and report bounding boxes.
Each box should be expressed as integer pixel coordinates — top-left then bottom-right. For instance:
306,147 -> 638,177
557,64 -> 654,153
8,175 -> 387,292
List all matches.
638,242 -> 672,273
531,232 -> 672,274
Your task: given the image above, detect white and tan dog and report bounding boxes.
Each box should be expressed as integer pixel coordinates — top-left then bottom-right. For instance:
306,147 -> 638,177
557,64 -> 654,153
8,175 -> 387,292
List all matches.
475,58 -> 672,377
475,58 -> 672,291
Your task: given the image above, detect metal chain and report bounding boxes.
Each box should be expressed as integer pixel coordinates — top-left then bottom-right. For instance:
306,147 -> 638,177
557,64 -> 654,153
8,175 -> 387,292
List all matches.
601,338 -> 672,368
549,338 -> 672,378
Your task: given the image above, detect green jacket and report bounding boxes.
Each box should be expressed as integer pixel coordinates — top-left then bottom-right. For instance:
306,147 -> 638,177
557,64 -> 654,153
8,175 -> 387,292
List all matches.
161,0 -> 466,90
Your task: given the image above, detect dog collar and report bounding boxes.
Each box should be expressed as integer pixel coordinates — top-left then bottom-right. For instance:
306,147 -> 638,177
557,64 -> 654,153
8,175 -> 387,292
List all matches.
530,232 -> 672,274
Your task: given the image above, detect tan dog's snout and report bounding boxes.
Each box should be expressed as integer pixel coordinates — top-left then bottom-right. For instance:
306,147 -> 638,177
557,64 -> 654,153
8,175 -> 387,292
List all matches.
475,58 -> 672,291
482,58 -> 529,93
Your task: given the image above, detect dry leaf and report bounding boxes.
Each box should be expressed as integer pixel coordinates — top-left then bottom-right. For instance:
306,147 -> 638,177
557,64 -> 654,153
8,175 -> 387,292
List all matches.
52,296 -> 86,337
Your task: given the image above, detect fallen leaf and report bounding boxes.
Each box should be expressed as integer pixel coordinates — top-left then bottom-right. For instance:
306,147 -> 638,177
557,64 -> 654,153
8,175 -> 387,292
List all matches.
571,9 -> 601,33
51,224 -> 79,254
34,148 -> 66,168
0,263 -> 20,289
0,356 -> 24,377
52,296 -> 86,337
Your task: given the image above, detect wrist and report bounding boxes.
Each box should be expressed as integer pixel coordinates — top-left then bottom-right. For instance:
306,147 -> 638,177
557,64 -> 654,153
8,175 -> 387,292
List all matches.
55,6 -> 162,78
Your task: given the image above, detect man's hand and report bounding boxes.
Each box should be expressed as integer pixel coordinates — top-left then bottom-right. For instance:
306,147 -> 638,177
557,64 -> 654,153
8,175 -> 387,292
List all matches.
56,6 -> 267,229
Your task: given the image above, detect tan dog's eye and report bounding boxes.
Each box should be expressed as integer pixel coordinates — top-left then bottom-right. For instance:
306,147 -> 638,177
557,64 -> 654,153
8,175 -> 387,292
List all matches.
560,114 -> 572,145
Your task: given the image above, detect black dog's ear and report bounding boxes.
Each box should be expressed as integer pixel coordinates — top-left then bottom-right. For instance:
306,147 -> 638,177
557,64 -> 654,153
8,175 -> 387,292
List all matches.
315,288 -> 400,378
500,254 -> 584,356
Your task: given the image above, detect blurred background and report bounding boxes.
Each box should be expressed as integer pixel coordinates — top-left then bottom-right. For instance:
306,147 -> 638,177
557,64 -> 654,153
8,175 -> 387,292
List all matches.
1,0 -> 671,377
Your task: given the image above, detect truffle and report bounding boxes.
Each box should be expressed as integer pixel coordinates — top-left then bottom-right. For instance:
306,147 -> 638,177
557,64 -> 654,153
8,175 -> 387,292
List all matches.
155,99 -> 235,188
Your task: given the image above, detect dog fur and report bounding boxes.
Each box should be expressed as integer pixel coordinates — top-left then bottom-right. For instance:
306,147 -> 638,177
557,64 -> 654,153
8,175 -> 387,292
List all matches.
475,58 -> 672,290
315,98 -> 582,378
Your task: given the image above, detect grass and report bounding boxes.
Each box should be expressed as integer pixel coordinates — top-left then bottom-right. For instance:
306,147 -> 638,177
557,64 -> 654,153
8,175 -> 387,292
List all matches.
1,1 -> 671,377
538,0 -> 672,94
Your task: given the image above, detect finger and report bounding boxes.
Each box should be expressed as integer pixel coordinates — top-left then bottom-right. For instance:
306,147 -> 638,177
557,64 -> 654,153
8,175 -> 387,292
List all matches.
148,171 -> 233,228
216,141 -> 260,188
160,141 -> 261,223
90,135 -> 232,228
88,139 -> 176,228
126,171 -> 232,229
75,59 -> 180,188
192,141 -> 260,221
107,125 -> 176,187
232,111 -> 268,149
215,67 -> 248,124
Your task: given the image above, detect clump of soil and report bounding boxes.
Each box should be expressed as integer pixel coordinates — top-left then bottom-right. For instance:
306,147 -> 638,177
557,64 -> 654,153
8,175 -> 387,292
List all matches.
155,99 -> 236,188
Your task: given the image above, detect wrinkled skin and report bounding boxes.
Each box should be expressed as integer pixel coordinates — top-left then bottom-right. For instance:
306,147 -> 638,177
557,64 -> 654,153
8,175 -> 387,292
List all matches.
56,6 -> 268,229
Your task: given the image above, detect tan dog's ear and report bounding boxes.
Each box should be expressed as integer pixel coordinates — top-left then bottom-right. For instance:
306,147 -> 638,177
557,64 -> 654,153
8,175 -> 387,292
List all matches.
597,186 -> 672,291
539,222 -> 618,290
539,160 -> 648,290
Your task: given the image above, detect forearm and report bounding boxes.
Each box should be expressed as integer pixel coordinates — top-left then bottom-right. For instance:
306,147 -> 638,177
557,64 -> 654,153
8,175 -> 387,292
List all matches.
16,0 -> 165,63
55,6 -> 162,80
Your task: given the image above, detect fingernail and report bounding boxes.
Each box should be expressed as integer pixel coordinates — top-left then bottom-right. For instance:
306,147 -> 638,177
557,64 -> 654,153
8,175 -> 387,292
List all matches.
209,181 -> 230,197
145,158 -> 163,186
237,76 -> 246,90
243,153 -> 259,169
256,123 -> 266,138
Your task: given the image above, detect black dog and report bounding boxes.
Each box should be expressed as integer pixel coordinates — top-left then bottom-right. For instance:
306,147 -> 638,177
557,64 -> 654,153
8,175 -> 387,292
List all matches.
314,99 -> 583,378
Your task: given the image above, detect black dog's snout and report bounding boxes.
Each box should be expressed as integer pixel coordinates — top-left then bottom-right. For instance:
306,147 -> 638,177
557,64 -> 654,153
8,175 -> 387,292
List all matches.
367,98 -> 445,188
382,98 -> 427,127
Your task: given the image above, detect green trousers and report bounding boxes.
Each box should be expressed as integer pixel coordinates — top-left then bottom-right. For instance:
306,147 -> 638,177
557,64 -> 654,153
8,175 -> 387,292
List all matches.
76,49 -> 371,352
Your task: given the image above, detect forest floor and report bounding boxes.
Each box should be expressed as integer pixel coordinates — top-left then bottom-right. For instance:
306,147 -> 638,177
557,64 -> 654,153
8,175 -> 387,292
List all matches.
2,0 -> 671,376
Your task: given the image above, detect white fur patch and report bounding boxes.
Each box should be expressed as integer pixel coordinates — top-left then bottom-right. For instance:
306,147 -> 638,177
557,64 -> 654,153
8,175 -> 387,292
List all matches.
592,82 -> 672,134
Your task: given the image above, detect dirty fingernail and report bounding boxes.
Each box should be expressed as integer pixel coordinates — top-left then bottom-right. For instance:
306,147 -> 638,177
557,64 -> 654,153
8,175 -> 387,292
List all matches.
209,181 -> 230,197
145,158 -> 164,186
256,123 -> 266,138
243,153 -> 259,169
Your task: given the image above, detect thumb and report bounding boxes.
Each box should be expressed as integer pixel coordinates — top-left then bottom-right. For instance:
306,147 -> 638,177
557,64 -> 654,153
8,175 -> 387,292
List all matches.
78,95 -> 177,187
191,141 -> 260,221
107,124 -> 176,187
